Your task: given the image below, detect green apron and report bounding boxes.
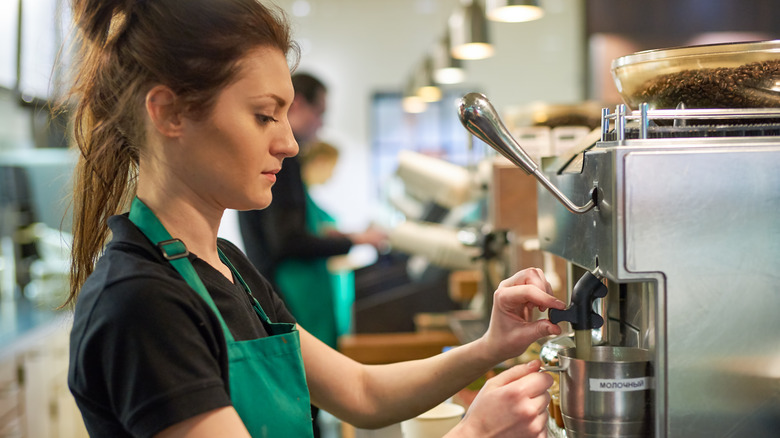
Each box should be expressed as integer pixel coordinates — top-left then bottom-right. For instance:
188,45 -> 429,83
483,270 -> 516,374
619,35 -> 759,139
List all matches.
275,188 -> 354,349
128,197 -> 313,437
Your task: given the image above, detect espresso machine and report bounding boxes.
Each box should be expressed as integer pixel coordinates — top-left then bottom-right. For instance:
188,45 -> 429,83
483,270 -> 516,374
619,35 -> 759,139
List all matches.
457,84 -> 780,436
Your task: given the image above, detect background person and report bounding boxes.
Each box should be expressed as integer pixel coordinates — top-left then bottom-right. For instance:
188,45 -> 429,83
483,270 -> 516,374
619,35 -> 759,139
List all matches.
277,140 -> 353,349
63,1 -> 566,437
237,72 -> 387,294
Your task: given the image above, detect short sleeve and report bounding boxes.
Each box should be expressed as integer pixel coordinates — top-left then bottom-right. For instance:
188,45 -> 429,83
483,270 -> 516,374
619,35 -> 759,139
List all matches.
69,274 -> 231,437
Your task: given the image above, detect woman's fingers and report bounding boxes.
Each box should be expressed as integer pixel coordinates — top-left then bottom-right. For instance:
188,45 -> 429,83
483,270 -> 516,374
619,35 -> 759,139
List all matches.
457,360 -> 554,437
496,283 -> 566,316
485,360 -> 553,398
485,360 -> 539,386
500,267 -> 547,290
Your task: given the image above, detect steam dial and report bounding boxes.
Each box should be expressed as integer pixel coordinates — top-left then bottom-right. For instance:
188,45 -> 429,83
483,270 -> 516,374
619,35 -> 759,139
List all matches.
549,271 -> 607,330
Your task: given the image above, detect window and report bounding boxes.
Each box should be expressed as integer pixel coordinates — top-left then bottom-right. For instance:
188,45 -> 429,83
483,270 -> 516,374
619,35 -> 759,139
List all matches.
370,89 -> 490,198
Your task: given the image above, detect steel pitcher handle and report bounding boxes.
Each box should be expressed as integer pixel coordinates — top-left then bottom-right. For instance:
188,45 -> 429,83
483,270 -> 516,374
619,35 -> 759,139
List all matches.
457,93 -> 597,214
540,365 -> 567,373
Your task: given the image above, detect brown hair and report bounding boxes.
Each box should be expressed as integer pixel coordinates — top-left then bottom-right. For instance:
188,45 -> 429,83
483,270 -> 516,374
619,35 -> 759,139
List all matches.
62,0 -> 298,307
299,140 -> 340,168
291,72 -> 327,105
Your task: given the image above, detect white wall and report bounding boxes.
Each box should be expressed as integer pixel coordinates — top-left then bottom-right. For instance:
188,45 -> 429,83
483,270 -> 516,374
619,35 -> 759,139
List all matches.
271,0 -> 586,231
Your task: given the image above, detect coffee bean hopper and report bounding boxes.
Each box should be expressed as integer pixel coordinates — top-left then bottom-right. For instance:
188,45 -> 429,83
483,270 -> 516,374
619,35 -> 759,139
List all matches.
457,40 -> 780,437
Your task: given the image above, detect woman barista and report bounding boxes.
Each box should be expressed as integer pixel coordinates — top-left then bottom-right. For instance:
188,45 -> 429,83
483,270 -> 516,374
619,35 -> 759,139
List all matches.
63,0 -> 566,437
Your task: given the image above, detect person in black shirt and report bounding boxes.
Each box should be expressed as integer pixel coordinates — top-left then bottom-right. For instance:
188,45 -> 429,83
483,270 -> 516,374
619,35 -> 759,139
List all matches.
238,72 -> 386,290
63,1 -> 567,437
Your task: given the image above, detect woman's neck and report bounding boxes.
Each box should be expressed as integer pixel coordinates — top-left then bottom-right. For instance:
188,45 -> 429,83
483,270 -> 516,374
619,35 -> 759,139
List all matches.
135,180 -> 233,282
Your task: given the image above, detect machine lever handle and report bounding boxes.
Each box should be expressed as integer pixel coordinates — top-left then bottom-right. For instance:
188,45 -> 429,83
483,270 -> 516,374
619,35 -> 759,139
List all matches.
457,92 -> 596,214
549,271 -> 607,330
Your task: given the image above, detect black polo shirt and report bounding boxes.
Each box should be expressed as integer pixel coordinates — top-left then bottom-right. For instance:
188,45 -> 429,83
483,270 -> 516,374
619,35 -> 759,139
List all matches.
68,214 -> 295,437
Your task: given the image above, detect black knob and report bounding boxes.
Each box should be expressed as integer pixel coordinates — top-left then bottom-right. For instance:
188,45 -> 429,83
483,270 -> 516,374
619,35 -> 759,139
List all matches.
549,271 -> 607,330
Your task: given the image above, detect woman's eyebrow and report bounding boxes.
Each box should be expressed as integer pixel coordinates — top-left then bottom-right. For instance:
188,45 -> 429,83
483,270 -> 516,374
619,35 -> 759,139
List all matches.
248,93 -> 287,107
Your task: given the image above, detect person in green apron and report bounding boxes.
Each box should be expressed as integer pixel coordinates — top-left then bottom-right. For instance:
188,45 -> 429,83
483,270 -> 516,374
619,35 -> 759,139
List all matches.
276,140 -> 355,349
63,1 -> 567,437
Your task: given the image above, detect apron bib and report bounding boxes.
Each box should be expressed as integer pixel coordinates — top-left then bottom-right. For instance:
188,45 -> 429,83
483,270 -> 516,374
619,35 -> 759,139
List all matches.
129,197 -> 313,437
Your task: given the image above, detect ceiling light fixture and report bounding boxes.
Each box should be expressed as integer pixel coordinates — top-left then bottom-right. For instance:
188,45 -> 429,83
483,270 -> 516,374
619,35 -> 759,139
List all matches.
402,76 -> 427,114
416,58 -> 442,103
449,0 -> 494,60
432,35 -> 466,84
486,0 -> 544,23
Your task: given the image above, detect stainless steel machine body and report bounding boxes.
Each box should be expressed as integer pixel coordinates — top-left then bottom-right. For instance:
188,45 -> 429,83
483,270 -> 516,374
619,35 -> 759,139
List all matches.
537,106 -> 780,437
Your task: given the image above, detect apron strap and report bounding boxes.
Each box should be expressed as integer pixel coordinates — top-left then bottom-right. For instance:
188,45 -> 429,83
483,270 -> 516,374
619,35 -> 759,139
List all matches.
217,248 -> 273,324
128,197 -> 236,343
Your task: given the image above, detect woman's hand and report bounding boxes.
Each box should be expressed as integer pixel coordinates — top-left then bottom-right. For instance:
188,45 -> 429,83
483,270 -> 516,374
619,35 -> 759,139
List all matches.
442,269 -> 562,437
348,225 -> 388,249
446,360 -> 553,438
482,268 -> 566,363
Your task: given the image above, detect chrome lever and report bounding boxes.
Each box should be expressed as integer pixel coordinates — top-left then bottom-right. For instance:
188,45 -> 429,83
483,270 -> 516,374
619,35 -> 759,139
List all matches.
457,92 -> 596,214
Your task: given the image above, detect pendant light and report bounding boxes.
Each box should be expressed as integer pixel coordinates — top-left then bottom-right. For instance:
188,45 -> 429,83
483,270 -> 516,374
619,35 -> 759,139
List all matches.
486,0 -> 544,22
402,76 -> 427,114
449,0 -> 494,60
432,35 -> 465,85
416,57 -> 442,103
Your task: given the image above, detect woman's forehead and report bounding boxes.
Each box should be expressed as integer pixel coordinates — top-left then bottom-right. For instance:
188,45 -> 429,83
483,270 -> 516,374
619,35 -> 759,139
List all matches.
231,47 -> 294,98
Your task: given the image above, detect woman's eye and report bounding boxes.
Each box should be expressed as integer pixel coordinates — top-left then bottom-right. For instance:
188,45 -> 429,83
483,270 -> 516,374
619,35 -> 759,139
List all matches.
256,114 -> 278,124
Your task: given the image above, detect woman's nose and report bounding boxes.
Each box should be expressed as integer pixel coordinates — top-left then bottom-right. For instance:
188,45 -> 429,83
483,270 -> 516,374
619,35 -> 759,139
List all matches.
276,122 -> 299,158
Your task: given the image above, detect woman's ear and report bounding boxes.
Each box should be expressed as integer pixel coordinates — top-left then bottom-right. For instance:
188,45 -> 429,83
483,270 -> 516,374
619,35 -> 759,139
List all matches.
145,85 -> 183,138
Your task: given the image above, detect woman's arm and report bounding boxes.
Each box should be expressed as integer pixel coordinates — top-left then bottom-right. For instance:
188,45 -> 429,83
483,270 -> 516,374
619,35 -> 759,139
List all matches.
302,268 -> 565,431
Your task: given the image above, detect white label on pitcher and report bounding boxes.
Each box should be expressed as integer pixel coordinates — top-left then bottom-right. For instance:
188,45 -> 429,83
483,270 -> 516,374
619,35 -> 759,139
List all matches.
589,377 -> 652,392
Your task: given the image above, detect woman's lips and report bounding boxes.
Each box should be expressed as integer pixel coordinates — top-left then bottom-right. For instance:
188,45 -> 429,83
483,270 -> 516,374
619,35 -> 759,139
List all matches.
263,169 -> 280,183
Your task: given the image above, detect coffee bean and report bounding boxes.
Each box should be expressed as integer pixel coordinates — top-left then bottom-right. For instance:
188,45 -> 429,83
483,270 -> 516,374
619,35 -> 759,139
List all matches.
634,60 -> 780,109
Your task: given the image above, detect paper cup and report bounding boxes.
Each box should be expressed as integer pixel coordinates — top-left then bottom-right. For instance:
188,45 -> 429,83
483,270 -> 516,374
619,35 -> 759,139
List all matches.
401,402 -> 465,438
353,423 -> 403,438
